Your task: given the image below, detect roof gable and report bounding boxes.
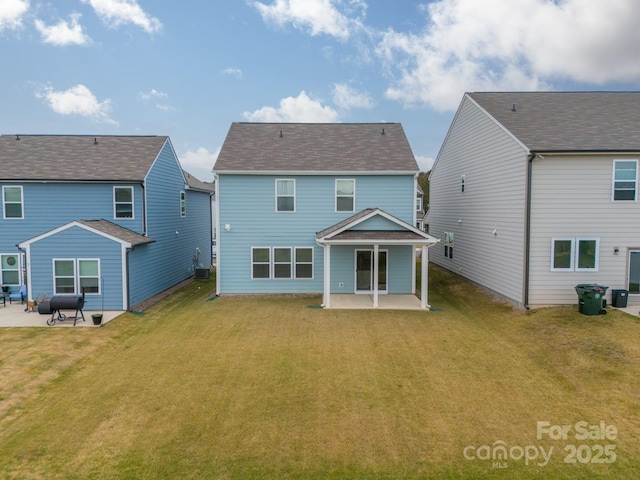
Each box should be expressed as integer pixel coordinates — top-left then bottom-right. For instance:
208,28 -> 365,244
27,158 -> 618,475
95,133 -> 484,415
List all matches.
214,123 -> 419,173
0,135 -> 169,181
468,92 -> 640,152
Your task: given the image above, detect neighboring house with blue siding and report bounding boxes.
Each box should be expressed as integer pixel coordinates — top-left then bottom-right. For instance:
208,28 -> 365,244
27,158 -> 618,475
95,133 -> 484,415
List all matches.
213,123 -> 438,309
0,135 -> 213,311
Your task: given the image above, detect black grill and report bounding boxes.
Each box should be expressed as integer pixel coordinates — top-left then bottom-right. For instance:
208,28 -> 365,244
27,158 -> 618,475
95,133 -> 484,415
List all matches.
46,290 -> 86,326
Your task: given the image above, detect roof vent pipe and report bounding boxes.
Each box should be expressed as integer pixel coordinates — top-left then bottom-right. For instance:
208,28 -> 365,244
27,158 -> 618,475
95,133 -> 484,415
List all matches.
15,134 -> 20,140
279,130 -> 283,138
94,137 -> 98,145
511,103 -> 517,112
381,128 -> 385,135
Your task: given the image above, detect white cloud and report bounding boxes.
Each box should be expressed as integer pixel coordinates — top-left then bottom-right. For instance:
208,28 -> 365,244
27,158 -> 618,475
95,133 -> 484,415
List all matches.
332,83 -> 374,110
377,0 -> 640,112
138,88 -> 174,111
415,155 -> 434,172
35,84 -> 117,125
252,0 -> 366,40
0,0 -> 29,31
35,13 -> 91,46
179,147 -> 219,182
81,0 -> 161,34
243,91 -> 339,122
221,67 -> 243,79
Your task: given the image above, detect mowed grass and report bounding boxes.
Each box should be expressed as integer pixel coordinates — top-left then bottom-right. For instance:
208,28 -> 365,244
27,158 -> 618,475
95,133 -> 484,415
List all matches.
1,266 -> 640,479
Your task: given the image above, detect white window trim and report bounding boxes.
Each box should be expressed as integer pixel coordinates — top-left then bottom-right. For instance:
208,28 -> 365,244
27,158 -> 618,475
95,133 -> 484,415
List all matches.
251,247 -> 271,280
78,258 -> 101,295
275,179 -> 296,212
335,179 -> 355,212
273,247 -> 293,280
416,196 -> 423,212
113,186 -> 135,219
294,247 -> 314,280
53,258 -> 77,295
1,253 -> 20,285
180,191 -> 186,217
550,237 -> 599,272
612,159 -> 638,202
3,185 -> 24,219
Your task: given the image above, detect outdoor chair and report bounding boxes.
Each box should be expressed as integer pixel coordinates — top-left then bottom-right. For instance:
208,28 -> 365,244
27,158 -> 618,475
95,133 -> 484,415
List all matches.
9,284 -> 26,304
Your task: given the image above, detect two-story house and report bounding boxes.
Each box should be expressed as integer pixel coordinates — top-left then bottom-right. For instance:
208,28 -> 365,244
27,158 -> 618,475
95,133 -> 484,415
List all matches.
1,135 -> 213,311
427,91 -> 640,308
213,122 -> 438,309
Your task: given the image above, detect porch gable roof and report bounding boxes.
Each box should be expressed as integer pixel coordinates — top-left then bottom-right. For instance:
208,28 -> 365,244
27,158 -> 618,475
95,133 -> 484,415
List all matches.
316,208 -> 438,245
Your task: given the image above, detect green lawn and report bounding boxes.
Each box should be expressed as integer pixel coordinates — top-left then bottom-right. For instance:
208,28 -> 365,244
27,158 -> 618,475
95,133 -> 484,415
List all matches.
1,266 -> 639,479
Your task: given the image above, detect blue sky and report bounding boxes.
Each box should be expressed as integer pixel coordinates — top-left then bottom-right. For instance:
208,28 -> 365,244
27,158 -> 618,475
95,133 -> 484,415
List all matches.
2,0 -> 640,181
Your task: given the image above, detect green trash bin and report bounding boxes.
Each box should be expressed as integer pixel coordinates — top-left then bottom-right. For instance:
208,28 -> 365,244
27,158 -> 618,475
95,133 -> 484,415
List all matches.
575,284 -> 608,315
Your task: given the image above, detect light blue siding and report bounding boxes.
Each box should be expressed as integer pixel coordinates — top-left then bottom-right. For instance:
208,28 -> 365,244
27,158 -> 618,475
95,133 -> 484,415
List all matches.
27,226 -> 125,310
128,141 -> 212,307
351,215 -> 407,231
218,174 -> 415,294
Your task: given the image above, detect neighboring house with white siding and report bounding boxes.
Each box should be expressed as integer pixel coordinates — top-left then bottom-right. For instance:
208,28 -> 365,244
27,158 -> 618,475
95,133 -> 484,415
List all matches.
427,91 -> 640,308
1,135 -> 213,311
213,122 -> 438,309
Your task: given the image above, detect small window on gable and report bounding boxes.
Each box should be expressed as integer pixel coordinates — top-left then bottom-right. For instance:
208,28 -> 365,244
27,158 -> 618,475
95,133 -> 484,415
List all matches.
336,179 -> 355,212
461,175 -> 466,193
3,185 -> 23,219
444,232 -> 454,259
114,186 -> 134,219
613,160 -> 637,201
180,191 -> 186,217
276,179 -> 295,212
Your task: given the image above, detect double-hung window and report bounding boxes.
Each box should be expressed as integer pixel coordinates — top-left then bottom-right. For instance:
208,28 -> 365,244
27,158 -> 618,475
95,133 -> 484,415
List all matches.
180,191 -> 186,217
276,179 -> 295,212
613,160 -> 637,201
3,185 -> 23,219
53,259 -> 101,294
444,232 -> 454,259
252,248 -> 271,279
551,238 -> 599,271
114,186 -> 134,219
1,254 -> 20,285
295,248 -> 313,279
273,248 -> 292,279
336,179 -> 355,212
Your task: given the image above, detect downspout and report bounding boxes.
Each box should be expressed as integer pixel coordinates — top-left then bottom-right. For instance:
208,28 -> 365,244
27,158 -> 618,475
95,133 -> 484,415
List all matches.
141,181 -> 147,236
524,152 -> 535,309
125,246 -> 133,311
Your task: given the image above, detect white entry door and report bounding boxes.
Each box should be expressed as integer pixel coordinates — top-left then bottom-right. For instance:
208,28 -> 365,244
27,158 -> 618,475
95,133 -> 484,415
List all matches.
355,249 -> 387,293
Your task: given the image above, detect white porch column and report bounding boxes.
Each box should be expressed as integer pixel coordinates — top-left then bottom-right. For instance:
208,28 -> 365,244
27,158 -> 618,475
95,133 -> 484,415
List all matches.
373,243 -> 379,308
421,245 -> 429,309
323,244 -> 331,308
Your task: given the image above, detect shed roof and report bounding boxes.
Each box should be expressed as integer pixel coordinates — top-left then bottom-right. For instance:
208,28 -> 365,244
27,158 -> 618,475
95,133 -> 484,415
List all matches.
0,135 -> 169,181
468,92 -> 640,152
214,123 -> 418,173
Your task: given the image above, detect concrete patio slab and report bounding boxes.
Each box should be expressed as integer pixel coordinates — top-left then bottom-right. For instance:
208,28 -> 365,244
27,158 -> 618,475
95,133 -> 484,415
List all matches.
329,294 -> 427,310
0,301 -> 124,327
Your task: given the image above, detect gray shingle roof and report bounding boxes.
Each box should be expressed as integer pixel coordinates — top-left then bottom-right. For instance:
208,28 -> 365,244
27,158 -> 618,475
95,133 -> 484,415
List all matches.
182,170 -> 214,192
468,92 -> 640,152
77,219 -> 154,246
0,135 -> 169,181
214,123 -> 419,172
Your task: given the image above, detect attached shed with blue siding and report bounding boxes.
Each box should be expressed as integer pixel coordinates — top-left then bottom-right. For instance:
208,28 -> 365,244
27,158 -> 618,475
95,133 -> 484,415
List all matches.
0,135 -> 213,312
213,123 -> 438,309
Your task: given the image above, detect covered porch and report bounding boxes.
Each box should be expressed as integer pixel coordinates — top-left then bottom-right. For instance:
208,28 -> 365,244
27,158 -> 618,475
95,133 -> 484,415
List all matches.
316,208 -> 439,310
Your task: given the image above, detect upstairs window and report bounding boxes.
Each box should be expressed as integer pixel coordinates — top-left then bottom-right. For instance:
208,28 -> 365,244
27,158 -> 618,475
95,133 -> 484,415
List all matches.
336,179 -> 355,212
416,195 -> 423,212
180,191 -> 186,217
3,186 -> 23,219
613,160 -> 637,201
276,179 -> 295,212
114,186 -> 134,218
